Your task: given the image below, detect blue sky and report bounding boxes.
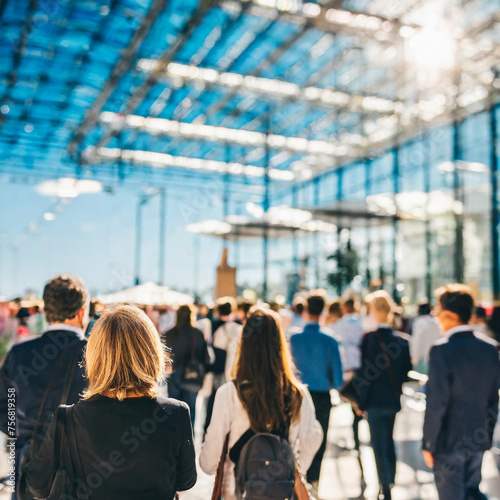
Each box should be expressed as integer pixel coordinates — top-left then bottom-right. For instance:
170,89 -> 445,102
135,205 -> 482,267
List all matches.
0,175 -> 293,300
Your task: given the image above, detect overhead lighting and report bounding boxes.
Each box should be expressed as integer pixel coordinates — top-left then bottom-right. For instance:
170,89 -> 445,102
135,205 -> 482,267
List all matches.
100,112 -> 346,156
406,27 -> 456,70
43,212 -> 56,221
88,147 -> 295,181
36,178 -> 103,199
186,220 -> 232,235
137,59 -> 396,114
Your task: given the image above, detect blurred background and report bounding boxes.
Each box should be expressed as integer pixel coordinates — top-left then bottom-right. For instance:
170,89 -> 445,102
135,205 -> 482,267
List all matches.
0,0 -> 499,307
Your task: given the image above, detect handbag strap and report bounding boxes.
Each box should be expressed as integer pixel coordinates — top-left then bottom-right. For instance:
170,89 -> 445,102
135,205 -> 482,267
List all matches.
211,432 -> 229,500
65,406 -> 85,485
53,407 -> 67,471
375,334 -> 400,398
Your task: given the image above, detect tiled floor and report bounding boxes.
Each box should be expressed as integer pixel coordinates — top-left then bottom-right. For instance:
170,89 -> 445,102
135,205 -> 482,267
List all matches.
2,397 -> 500,500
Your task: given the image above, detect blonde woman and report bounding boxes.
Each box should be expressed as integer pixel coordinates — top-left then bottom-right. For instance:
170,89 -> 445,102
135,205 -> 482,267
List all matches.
27,305 -> 196,500
356,291 -> 412,500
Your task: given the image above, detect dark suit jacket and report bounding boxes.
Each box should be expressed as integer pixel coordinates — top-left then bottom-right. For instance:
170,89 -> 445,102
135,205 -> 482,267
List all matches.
0,328 -> 87,447
356,327 -> 412,412
423,330 -> 500,455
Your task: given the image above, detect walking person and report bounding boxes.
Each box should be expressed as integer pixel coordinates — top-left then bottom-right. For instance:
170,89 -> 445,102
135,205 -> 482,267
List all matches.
332,298 -> 365,453
356,290 -> 412,500
163,304 -> 210,426
422,284 -> 500,500
410,300 -> 441,374
200,308 -> 323,500
204,297 -> 242,435
289,291 -> 343,495
26,304 -> 197,500
0,274 -> 89,500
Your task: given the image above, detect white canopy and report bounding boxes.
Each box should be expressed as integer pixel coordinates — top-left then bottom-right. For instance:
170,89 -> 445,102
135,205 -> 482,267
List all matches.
96,282 -> 193,306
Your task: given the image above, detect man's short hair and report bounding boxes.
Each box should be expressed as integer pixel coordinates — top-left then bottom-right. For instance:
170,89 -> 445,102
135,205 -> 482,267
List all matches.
343,298 -> 355,311
475,306 -> 487,319
307,292 -> 325,317
417,299 -> 431,316
435,284 -> 474,325
216,296 -> 236,317
43,274 -> 88,323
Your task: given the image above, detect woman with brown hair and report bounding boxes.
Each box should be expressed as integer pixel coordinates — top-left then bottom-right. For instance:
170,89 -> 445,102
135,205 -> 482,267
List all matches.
163,303 -> 210,425
26,304 -> 197,500
199,308 -> 323,500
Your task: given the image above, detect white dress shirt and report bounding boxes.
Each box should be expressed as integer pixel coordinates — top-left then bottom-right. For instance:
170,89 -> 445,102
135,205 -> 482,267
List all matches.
199,382 -> 323,500
331,314 -> 364,371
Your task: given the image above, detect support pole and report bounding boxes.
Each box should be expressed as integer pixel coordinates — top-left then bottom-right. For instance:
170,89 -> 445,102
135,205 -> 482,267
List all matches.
158,189 -> 166,285
392,146 -> 400,300
134,197 -> 144,286
263,110 -> 270,301
453,119 -> 464,283
424,134 -> 433,300
491,105 -> 500,301
313,176 -> 320,288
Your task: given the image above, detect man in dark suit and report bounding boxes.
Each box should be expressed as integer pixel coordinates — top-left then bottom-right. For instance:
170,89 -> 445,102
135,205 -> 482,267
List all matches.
423,284 -> 500,500
0,274 -> 89,499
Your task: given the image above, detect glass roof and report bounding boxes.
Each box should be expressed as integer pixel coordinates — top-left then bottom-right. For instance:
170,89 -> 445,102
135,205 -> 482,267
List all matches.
0,0 -> 498,188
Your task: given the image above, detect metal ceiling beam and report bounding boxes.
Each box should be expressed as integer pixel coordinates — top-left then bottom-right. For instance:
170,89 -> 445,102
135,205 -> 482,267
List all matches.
0,0 -> 40,102
217,0 -> 413,43
67,0 -> 171,157
91,0 -> 215,153
133,4 -> 249,164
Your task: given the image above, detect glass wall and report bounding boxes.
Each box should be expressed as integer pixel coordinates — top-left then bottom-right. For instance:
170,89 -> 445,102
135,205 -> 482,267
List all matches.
271,106 -> 499,304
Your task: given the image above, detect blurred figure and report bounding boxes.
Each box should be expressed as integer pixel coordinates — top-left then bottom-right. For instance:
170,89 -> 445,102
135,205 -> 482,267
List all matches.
27,305 -> 196,500
200,308 -> 322,500
203,298 -> 242,434
488,306 -> 500,342
163,304 -> 210,425
236,300 -> 252,325
471,306 -> 491,337
195,304 -> 212,343
332,298 -> 365,452
159,305 -> 176,335
27,305 -> 46,336
290,295 -> 306,328
410,300 -> 441,374
324,299 -> 342,330
357,291 -> 412,500
290,291 -> 343,494
0,274 -> 89,500
423,285 -> 500,500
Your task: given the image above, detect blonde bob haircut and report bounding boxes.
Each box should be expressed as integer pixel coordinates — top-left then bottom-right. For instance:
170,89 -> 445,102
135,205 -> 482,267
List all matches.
83,304 -> 168,401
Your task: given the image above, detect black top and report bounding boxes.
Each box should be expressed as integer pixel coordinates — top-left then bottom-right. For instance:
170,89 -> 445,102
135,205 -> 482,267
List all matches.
27,395 -> 197,500
163,326 -> 210,379
357,327 -> 412,412
0,328 -> 86,447
423,330 -> 500,454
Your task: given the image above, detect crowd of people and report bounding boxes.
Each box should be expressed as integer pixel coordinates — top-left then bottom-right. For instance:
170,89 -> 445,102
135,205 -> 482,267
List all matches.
1,273 -> 500,500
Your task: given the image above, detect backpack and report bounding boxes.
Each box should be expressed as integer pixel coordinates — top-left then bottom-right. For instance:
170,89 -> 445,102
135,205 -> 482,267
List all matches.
235,432 -> 296,500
